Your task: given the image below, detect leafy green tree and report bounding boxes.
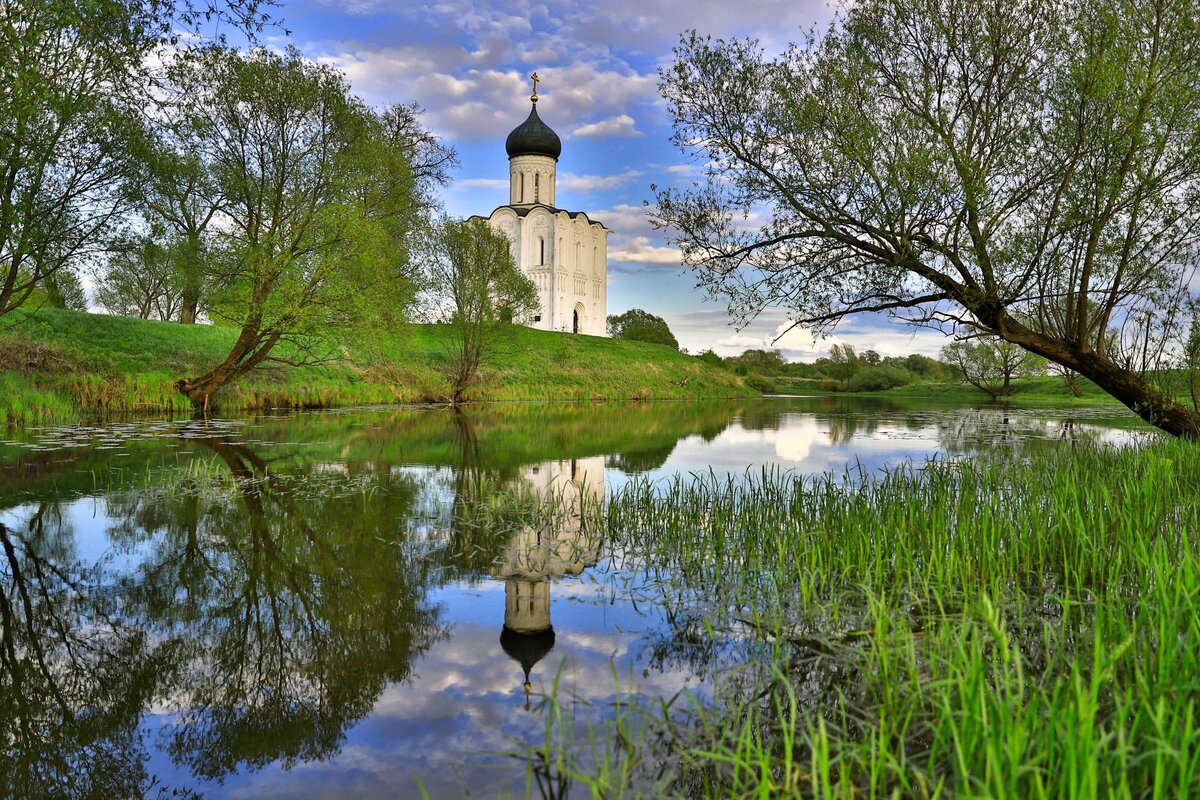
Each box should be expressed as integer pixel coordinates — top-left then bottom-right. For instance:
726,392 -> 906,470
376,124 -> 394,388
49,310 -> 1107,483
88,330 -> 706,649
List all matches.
655,0 -> 1200,437
941,339 -> 1045,398
861,350 -> 881,366
94,232 -> 189,320
41,270 -> 88,311
424,218 -> 538,405
902,354 -> 944,381
847,365 -> 912,392
827,343 -> 859,386
0,0 -> 272,321
606,309 -> 679,349
169,47 -> 423,411
123,130 -> 225,324
728,348 -> 786,373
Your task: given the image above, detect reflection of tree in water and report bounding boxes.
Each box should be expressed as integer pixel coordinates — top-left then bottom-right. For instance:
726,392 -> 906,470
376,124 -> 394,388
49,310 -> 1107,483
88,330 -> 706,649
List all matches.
125,435 -> 445,781
605,440 -> 678,474
2,432 -> 447,792
935,409 -> 1109,456
0,508 -> 184,799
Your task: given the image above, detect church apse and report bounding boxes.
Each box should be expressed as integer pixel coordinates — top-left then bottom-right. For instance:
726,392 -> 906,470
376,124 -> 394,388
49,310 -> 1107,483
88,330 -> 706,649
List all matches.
480,74 -> 610,336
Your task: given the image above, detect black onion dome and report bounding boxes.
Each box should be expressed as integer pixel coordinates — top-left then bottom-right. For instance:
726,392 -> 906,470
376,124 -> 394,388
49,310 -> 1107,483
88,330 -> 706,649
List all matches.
505,102 -> 562,160
500,625 -> 556,682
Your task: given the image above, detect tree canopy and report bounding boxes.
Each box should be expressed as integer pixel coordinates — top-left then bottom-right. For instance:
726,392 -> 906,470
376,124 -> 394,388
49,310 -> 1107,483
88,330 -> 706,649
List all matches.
655,0 -> 1200,437
942,338 -> 1046,398
0,0 -> 275,321
168,46 -> 423,409
607,309 -> 680,349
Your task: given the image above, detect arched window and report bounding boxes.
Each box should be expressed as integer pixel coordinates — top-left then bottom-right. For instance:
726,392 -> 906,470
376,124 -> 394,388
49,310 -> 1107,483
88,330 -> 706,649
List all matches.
520,172 -> 525,201
534,173 -> 540,202
538,236 -> 545,264
593,246 -> 598,273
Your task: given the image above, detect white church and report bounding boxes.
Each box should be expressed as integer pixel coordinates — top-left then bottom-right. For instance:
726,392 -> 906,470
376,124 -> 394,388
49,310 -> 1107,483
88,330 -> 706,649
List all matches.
478,75 -> 609,336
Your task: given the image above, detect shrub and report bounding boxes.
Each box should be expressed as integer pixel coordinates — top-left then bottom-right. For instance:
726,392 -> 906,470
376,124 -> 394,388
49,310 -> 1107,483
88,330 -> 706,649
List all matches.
819,378 -> 841,392
743,373 -> 775,393
847,365 -> 913,392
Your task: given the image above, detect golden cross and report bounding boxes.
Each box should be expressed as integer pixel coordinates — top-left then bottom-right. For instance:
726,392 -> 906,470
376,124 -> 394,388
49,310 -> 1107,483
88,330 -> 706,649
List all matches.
530,72 -> 540,102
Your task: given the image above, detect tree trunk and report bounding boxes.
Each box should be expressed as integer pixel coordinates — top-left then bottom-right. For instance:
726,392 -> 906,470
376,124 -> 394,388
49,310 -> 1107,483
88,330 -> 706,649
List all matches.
1064,373 -> 1082,398
996,316 -> 1200,439
177,236 -> 203,324
179,295 -> 198,325
176,324 -> 279,413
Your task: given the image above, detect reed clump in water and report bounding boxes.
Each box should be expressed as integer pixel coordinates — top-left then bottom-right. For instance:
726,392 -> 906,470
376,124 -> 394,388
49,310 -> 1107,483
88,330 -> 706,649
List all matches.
526,441 -> 1200,798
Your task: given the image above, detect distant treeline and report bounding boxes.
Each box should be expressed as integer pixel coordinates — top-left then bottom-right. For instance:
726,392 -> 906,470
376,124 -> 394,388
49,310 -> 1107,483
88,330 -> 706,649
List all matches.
693,345 -> 945,394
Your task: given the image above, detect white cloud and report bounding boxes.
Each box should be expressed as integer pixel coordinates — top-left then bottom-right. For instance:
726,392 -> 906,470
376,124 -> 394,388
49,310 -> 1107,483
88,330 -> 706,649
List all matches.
459,177 -> 509,189
573,114 -> 640,138
591,204 -> 654,235
558,169 -> 641,191
312,42 -> 657,145
609,235 -> 680,266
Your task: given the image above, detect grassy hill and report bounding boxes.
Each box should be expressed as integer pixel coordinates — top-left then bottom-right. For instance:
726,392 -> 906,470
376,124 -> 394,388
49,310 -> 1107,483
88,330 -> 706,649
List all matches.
0,307 -> 755,426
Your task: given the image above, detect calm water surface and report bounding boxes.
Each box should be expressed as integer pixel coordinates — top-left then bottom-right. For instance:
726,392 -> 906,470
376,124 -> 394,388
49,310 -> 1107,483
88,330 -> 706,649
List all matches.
0,396 -> 1148,798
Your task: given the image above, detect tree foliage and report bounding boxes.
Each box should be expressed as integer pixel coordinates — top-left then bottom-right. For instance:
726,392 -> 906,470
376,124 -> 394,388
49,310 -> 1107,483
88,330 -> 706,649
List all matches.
847,365 -> 912,392
655,0 -> 1200,437
0,0 -> 276,322
424,218 -> 538,404
93,233 -> 188,320
942,338 -> 1046,398
606,309 -> 679,349
167,46 -> 424,410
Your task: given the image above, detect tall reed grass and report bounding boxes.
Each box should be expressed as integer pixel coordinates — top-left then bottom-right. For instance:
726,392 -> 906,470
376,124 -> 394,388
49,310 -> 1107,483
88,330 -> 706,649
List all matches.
524,441 -> 1200,798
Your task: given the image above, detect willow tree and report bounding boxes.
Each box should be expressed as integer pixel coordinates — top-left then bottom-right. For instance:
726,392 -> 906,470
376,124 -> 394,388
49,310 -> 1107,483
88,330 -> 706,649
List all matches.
655,0 -> 1200,437
169,46 -> 422,410
0,0 -> 274,321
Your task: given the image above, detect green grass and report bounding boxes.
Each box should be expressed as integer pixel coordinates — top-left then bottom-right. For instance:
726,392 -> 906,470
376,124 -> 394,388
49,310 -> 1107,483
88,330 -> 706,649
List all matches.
770,373 -> 1124,406
0,306 -> 753,424
877,375 -> 1121,405
519,440 -> 1200,798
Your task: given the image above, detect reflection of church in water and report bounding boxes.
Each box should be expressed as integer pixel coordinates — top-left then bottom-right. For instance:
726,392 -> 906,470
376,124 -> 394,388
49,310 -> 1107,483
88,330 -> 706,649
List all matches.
496,456 -> 604,706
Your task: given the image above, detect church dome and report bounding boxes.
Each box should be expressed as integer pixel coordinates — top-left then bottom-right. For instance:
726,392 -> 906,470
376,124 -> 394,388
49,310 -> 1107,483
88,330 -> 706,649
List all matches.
500,625 -> 556,683
505,102 -> 561,160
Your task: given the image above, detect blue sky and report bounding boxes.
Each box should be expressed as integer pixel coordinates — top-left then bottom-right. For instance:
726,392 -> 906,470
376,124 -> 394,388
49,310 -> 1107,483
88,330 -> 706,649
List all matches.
266,0 -> 947,360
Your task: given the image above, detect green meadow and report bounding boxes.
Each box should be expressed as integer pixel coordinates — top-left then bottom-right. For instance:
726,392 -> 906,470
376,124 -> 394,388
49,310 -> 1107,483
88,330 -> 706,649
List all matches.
0,306 -> 753,425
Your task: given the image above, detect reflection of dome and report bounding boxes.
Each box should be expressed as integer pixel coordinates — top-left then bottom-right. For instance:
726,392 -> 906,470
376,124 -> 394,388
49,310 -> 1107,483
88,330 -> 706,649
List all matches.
500,625 -> 556,686
505,102 -> 562,160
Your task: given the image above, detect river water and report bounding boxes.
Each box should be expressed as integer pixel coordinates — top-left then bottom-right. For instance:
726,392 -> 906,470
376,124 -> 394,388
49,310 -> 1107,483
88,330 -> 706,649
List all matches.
0,396 -> 1149,798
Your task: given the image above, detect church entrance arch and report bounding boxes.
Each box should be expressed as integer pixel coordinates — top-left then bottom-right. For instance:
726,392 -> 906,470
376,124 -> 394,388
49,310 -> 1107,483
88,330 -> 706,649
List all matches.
573,303 -> 585,334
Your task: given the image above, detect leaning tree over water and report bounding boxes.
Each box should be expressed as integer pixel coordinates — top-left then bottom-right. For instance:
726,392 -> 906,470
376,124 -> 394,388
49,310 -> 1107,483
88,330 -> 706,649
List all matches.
655,0 -> 1200,437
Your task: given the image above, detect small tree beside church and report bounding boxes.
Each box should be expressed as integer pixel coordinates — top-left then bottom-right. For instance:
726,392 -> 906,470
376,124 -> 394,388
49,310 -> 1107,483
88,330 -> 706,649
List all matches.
606,309 -> 679,349
425,218 -> 538,405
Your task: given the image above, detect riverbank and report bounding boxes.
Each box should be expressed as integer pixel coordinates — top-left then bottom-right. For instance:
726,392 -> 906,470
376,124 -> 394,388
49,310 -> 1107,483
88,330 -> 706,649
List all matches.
0,307 -> 755,426
771,373 -> 1124,406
